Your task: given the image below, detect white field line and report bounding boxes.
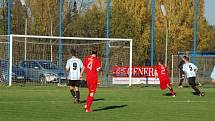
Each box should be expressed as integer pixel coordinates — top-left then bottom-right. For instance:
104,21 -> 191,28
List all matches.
0,100 -> 210,104
168,100 -> 208,103
0,100 -> 70,103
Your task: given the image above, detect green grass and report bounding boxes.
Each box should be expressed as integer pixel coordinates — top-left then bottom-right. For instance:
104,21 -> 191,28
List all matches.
0,85 -> 215,121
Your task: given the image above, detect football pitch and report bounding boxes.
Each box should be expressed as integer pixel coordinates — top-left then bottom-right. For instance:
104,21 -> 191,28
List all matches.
0,85 -> 215,121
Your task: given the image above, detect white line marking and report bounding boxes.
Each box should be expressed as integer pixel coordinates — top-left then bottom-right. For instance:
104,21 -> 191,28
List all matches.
0,100 -> 209,104
169,100 -> 208,103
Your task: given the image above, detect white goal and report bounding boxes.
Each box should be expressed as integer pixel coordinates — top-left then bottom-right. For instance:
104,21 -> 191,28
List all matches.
3,34 -> 133,86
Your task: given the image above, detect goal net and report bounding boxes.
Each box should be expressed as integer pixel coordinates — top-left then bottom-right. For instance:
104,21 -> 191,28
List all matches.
3,34 -> 132,86
0,35 -> 9,82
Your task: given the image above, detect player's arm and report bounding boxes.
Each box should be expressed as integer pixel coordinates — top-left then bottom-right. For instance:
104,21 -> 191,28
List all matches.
182,64 -> 186,72
80,66 -> 85,80
97,67 -> 101,71
80,58 -> 86,80
96,67 -> 101,71
96,58 -> 101,71
154,67 -> 158,79
193,64 -> 198,72
79,59 -> 83,70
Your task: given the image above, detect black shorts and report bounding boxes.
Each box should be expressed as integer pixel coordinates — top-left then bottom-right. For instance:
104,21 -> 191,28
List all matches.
188,77 -> 197,86
67,80 -> 80,87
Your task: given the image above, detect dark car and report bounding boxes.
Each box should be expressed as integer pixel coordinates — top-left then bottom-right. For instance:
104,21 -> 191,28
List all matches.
19,60 -> 66,83
0,60 -> 26,82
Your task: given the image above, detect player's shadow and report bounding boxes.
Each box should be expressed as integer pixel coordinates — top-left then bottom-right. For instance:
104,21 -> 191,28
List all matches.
80,98 -> 105,104
162,92 -> 176,96
93,105 -> 128,112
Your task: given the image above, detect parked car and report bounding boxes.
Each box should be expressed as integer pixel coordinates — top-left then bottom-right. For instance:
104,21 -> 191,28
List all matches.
19,60 -> 66,83
0,60 -> 26,82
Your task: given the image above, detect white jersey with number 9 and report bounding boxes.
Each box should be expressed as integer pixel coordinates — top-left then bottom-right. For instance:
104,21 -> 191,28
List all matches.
66,57 -> 83,80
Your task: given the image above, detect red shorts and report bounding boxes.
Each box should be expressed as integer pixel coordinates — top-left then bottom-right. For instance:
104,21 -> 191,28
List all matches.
160,78 -> 171,90
87,79 -> 98,93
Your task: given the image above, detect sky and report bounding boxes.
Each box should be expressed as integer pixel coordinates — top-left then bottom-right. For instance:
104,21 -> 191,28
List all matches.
205,0 -> 215,25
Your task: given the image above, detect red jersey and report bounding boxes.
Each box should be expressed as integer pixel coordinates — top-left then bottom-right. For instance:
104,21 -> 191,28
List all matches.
83,55 -> 101,81
155,65 -> 171,90
155,65 -> 169,80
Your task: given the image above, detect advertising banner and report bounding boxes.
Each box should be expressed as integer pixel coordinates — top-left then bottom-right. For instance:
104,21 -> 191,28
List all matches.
112,66 -> 160,84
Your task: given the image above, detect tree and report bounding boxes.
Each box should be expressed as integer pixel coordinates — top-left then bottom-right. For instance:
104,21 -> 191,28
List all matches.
0,0 -> 214,66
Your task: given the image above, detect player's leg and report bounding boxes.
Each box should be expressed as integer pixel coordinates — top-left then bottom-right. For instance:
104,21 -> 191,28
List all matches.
178,73 -> 184,88
74,80 -> 81,103
68,80 -> 77,101
85,92 -> 95,112
167,81 -> 175,97
85,81 -> 97,112
70,86 -> 76,99
188,77 -> 203,96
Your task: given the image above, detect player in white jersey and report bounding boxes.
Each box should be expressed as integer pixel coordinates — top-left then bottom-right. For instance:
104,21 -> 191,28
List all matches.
182,56 -> 204,96
211,65 -> 215,84
66,49 -> 83,103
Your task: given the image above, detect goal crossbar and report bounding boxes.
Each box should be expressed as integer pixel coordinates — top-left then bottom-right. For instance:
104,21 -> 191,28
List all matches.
11,34 -> 132,42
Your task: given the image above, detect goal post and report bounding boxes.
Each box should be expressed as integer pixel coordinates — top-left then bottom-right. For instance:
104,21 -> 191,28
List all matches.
6,34 -> 133,86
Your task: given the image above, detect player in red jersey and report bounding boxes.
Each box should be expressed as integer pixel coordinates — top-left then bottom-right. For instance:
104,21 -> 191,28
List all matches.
80,48 -> 101,112
154,59 -> 175,97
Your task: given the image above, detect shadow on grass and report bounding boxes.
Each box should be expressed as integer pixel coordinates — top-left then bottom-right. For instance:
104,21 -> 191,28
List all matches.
81,98 -> 105,104
93,105 -> 128,112
162,92 -> 176,96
